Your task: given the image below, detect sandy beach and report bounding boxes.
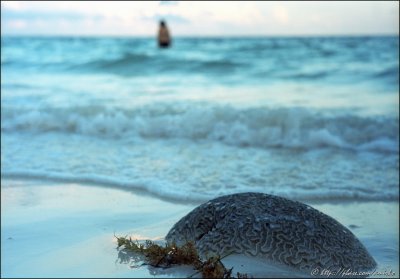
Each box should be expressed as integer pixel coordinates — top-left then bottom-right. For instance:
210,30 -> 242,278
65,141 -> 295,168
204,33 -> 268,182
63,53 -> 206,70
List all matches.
1,178 -> 398,278
2,2 -> 399,278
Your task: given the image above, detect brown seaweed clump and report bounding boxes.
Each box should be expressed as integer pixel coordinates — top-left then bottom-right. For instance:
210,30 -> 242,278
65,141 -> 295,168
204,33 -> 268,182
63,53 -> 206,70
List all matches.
115,235 -> 249,278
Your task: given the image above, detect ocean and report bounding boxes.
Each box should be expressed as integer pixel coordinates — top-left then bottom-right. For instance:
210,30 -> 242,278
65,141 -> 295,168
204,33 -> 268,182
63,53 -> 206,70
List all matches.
1,36 -> 399,204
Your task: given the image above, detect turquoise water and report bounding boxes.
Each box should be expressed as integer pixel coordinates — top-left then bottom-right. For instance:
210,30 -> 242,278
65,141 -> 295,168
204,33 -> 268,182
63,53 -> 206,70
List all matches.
1,36 -> 399,203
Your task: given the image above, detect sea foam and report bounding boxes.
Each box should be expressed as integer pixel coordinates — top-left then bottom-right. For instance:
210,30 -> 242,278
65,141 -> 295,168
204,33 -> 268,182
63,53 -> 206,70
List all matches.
2,103 -> 398,153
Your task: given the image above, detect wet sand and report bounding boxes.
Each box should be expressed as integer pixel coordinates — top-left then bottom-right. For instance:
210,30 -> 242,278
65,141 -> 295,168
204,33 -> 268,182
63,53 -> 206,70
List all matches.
1,179 -> 398,278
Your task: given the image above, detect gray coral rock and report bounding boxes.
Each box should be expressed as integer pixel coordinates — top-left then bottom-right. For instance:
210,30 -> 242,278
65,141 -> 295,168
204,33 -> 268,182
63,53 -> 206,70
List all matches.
166,192 -> 376,274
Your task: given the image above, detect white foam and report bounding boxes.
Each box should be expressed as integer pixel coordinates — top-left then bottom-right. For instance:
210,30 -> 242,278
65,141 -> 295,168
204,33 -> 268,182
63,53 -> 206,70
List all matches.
308,129 -> 348,148
2,103 -> 398,153
2,103 -> 398,204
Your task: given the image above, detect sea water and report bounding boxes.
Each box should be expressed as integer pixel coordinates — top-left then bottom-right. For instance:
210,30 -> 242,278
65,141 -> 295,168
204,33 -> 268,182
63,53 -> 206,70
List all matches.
1,36 -> 399,203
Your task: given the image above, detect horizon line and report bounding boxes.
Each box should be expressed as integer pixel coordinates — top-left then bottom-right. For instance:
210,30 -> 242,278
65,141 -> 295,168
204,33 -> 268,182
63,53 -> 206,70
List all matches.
2,33 -> 399,38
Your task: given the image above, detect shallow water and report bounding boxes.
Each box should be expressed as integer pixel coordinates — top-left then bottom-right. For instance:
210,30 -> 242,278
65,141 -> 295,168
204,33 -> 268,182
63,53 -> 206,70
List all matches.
1,36 -> 399,203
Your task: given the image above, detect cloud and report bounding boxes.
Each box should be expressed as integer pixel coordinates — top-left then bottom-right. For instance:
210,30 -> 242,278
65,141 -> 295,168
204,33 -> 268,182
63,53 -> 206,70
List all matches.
1,1 -> 398,36
1,7 -> 103,22
141,13 -> 190,24
273,5 -> 289,24
159,1 -> 179,6
1,4 -> 107,35
7,19 -> 27,29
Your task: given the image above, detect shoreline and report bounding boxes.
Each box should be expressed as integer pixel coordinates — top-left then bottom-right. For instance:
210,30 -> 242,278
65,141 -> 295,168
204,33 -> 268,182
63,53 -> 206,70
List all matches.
1,178 -> 399,278
2,174 -> 398,206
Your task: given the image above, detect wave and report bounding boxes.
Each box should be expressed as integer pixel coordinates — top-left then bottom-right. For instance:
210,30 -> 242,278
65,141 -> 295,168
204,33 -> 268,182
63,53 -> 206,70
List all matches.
280,71 -> 331,80
69,53 -> 244,76
1,171 -> 208,204
69,52 -> 394,83
371,66 -> 400,86
2,171 -> 398,203
4,39 -> 397,85
2,104 -> 398,153
4,52 -> 240,75
75,53 -> 153,70
195,59 -> 243,72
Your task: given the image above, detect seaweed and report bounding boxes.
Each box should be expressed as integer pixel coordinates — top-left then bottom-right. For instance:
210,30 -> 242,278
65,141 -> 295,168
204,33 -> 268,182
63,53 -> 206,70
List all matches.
115,235 -> 249,278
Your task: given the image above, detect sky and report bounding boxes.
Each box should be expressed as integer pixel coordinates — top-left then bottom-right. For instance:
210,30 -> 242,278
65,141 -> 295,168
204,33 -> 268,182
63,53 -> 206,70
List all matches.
1,1 -> 399,36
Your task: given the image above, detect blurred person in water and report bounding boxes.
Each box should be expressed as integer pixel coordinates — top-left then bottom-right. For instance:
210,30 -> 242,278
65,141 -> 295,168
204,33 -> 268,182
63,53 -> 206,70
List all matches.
158,20 -> 171,48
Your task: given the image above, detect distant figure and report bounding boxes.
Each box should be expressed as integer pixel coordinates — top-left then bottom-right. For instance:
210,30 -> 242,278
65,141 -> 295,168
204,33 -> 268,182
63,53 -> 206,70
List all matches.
158,20 -> 171,48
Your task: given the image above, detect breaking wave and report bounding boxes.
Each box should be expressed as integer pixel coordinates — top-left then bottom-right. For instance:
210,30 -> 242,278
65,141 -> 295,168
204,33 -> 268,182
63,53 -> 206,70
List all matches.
2,103 -> 398,153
